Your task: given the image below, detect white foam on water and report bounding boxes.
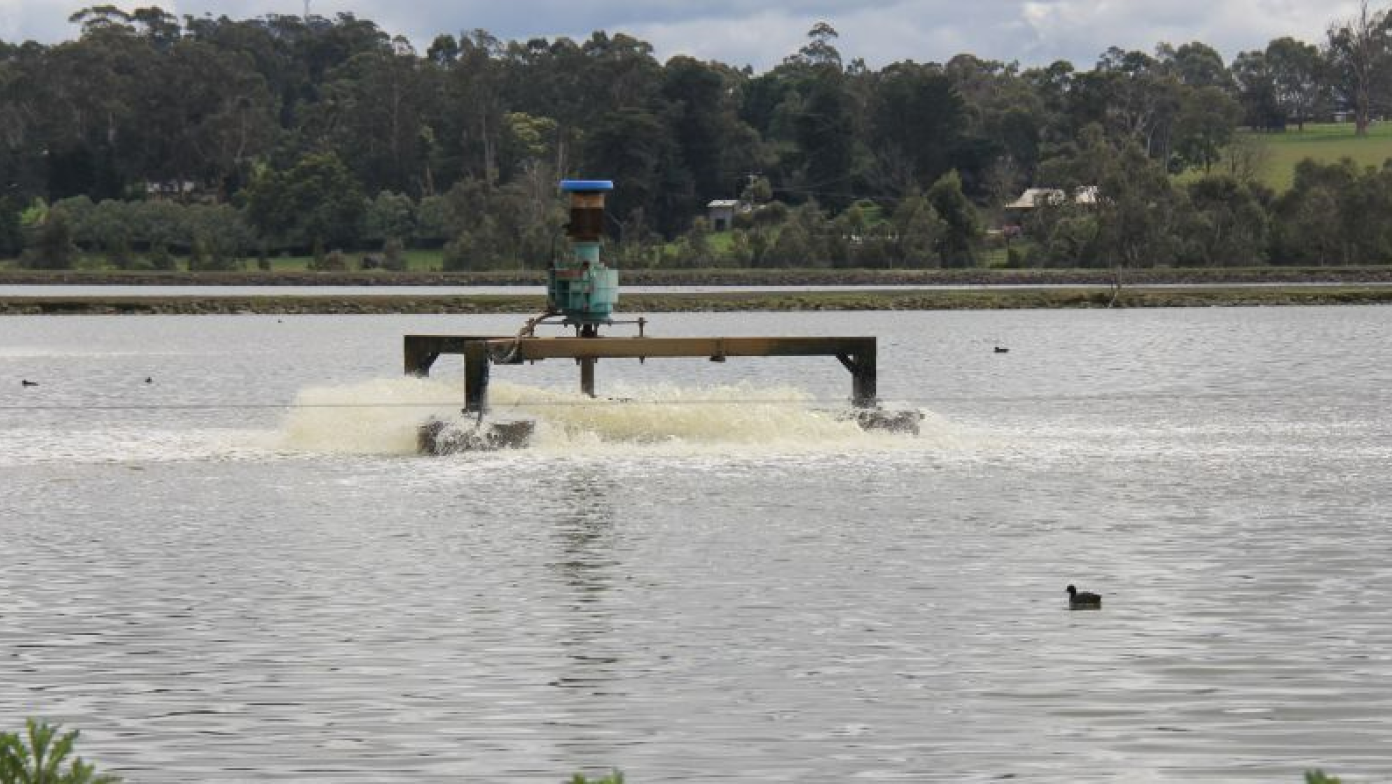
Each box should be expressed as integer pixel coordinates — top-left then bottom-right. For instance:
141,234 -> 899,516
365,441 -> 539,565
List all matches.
275,376 -> 463,455
272,376 -> 980,458
0,378 -> 985,465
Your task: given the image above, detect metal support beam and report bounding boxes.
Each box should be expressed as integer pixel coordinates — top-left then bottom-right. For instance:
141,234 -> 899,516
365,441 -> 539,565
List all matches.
404,334 -> 879,412
404,336 -> 490,376
837,351 -> 877,408
484,336 -> 875,362
404,336 -> 441,376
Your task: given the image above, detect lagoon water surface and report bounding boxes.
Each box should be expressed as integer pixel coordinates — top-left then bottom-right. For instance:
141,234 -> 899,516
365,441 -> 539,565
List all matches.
2,308 -> 1390,782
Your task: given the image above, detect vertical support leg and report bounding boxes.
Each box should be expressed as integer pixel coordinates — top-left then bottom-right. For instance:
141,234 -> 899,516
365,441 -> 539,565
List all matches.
464,340 -> 490,415
580,358 -> 596,398
851,349 -> 877,408
839,343 -> 877,408
404,337 -> 439,377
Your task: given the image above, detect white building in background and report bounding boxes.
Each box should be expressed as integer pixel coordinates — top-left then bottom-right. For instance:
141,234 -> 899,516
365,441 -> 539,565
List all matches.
706,199 -> 741,231
1005,186 -> 1099,211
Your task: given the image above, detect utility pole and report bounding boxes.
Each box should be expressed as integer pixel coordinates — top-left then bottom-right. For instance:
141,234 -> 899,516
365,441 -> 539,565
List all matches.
303,1 -> 310,22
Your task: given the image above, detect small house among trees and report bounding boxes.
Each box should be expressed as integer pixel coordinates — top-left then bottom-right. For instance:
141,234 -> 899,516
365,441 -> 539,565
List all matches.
706,200 -> 741,231
1003,186 -> 1098,235
1005,186 -> 1100,212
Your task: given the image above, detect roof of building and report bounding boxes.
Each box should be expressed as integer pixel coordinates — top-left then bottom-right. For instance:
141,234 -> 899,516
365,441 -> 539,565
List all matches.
559,179 -> 614,193
707,199 -> 740,209
1006,186 -> 1099,209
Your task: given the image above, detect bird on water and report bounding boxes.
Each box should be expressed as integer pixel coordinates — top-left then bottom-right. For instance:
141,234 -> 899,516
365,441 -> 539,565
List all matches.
1066,585 -> 1102,610
21,379 -> 38,387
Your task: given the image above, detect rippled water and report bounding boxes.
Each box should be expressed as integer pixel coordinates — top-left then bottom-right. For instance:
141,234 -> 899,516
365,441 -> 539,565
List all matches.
2,307 -> 1391,782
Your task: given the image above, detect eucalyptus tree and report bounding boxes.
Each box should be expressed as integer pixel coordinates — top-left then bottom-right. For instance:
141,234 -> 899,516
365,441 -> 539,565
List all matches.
244,151 -> 366,250
0,41 -> 47,203
37,18 -> 150,198
1172,86 -> 1243,172
942,54 -> 1043,197
1035,128 -> 1187,267
133,38 -> 278,196
437,30 -> 508,189
1266,37 -> 1326,130
867,61 -> 969,196
925,170 -> 981,266
582,106 -> 688,235
889,190 -> 947,268
582,32 -> 665,113
1272,158 -> 1392,263
307,37 -> 430,195
1178,176 -> 1270,266
183,14 -> 312,128
1156,41 -> 1233,89
1325,0 -> 1392,135
764,23 -> 859,210
661,56 -> 760,212
1232,49 -> 1285,130
733,24 -> 857,206
1090,46 -> 1184,161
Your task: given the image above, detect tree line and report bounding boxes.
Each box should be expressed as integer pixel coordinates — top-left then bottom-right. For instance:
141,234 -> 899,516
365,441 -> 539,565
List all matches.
5,3 -> 1392,269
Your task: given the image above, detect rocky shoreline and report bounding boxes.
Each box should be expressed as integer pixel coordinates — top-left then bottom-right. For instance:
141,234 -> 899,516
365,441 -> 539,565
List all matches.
4,265 -> 1392,288
4,286 -> 1392,315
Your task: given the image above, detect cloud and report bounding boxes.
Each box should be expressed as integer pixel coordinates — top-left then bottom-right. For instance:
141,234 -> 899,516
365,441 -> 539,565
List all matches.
0,0 -> 68,43
1015,0 -> 1352,63
1,0 -> 1367,69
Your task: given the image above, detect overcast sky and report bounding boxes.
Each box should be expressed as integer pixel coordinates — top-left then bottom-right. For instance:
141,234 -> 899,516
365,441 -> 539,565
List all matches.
0,1 -> 1363,70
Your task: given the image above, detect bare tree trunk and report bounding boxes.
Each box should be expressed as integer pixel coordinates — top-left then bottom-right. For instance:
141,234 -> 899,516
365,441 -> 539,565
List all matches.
1333,0 -> 1386,137
480,114 -> 495,189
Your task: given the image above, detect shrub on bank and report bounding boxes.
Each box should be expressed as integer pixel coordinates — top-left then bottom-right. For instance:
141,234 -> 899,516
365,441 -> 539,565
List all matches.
0,719 -> 120,783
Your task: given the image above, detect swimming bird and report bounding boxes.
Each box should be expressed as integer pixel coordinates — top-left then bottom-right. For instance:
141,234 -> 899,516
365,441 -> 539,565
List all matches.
994,346 -> 1010,354
1066,585 -> 1102,610
20,379 -> 38,387
144,377 -> 153,384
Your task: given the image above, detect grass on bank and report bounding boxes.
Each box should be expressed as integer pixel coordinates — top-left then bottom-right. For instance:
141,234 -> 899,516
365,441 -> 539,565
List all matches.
1248,121 -> 1392,191
261,247 -> 448,273
1,719 -> 120,783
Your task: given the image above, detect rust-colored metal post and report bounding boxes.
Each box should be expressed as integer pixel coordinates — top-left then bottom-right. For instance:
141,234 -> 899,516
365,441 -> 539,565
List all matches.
463,340 -> 490,414
850,348 -> 877,408
580,358 -> 596,397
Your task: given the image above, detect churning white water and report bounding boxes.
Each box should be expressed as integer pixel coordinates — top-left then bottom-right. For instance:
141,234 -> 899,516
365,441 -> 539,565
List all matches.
276,376 -> 968,457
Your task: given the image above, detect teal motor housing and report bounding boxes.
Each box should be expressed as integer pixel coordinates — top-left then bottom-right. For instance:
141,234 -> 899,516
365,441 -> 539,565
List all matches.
550,180 -> 617,330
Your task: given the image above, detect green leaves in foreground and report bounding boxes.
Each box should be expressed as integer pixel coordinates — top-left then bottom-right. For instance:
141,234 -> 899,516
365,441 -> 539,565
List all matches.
0,719 -> 120,784
571,771 -> 623,784
1306,772 -> 1343,784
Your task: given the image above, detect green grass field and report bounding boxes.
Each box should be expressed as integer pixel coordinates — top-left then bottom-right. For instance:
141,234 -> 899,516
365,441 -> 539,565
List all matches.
0,247 -> 453,273
1248,121 -> 1392,191
263,248 -> 448,272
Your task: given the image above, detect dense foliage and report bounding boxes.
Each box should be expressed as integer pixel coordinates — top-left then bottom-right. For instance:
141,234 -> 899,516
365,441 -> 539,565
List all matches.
7,4 -> 1392,269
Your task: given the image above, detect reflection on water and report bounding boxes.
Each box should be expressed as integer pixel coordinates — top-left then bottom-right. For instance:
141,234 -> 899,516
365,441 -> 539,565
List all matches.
551,467 -> 622,694
2,308 -> 1391,782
